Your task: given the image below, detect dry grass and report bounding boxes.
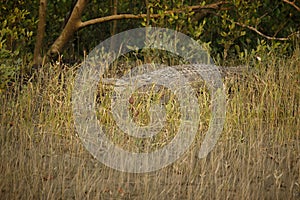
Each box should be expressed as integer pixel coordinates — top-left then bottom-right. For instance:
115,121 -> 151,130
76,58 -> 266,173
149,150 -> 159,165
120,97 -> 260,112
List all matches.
0,49 -> 299,199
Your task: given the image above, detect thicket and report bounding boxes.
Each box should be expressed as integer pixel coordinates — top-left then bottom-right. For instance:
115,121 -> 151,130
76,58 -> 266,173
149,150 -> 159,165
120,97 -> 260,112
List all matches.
0,0 -> 299,92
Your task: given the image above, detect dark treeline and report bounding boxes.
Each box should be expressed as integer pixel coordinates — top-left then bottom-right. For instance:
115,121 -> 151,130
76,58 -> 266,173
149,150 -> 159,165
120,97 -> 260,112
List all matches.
0,0 -> 299,89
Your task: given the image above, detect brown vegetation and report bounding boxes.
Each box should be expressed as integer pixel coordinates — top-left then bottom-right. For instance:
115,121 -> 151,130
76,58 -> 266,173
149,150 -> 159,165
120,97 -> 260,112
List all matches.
1,49 -> 299,199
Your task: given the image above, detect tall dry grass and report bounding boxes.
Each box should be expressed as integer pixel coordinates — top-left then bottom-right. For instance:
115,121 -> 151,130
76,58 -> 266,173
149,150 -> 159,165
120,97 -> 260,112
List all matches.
0,49 -> 299,199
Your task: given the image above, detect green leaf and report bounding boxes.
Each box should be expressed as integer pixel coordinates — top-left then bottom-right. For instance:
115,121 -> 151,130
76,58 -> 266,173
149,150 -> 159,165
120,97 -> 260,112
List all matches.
220,32 -> 228,37
229,22 -> 235,30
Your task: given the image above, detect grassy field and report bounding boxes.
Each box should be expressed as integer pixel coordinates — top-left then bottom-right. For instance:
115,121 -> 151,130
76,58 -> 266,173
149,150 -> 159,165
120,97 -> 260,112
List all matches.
0,49 -> 299,199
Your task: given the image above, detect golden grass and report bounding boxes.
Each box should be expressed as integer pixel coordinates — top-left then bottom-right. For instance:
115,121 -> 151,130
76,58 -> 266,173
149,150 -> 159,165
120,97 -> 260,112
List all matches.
0,49 -> 299,199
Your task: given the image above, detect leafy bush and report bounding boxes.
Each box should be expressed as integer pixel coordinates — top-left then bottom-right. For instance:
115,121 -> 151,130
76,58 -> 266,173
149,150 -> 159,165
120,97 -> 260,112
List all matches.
0,2 -> 36,92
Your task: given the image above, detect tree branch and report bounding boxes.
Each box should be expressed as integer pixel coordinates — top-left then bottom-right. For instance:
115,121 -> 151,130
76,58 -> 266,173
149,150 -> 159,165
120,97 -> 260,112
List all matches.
216,13 -> 298,41
48,0 -> 88,56
80,1 -> 230,28
48,1 -> 230,58
235,22 -> 291,41
283,0 -> 300,12
80,13 -> 155,28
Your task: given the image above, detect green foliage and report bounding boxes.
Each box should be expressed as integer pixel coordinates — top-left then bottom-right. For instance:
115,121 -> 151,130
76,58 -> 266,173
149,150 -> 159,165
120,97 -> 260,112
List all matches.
0,1 -> 37,92
1,0 -> 300,70
199,0 -> 299,64
143,0 -> 194,31
139,0 -> 299,65
0,2 -> 36,54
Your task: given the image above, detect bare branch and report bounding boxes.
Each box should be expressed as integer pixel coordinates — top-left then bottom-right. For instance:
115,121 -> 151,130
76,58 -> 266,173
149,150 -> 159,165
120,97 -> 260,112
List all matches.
235,22 -> 290,41
80,1 -> 230,28
80,13 -> 154,28
215,13 -> 298,41
283,0 -> 300,12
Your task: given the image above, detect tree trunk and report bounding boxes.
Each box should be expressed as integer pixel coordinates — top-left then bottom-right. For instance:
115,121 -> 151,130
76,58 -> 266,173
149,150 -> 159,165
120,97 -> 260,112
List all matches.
110,0 -> 118,49
33,0 -> 47,67
47,0 -> 88,58
111,0 -> 118,35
